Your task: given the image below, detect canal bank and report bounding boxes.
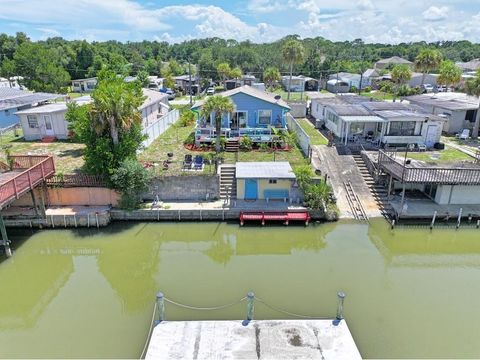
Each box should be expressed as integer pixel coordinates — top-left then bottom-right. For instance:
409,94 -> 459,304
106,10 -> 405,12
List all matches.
2,219 -> 480,359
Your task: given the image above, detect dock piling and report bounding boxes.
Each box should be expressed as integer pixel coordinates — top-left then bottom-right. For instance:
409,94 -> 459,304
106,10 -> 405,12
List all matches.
336,291 -> 346,320
95,213 -> 99,228
246,292 -> 255,321
430,211 -> 437,230
156,292 -> 165,322
456,208 -> 463,229
477,220 -> 480,229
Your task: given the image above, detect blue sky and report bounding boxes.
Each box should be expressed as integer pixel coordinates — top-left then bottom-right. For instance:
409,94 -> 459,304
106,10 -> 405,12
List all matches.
0,0 -> 479,43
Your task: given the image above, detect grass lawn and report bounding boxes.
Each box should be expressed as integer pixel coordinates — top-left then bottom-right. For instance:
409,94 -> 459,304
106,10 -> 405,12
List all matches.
67,92 -> 83,99
442,135 -> 480,153
0,129 -> 85,174
271,88 -> 308,101
360,91 -> 394,101
139,120 -> 309,176
406,146 -> 474,165
296,118 -> 328,145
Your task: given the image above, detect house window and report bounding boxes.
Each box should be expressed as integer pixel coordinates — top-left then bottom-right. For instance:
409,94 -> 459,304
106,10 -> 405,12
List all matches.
269,179 -> 277,184
5,110 -> 9,116
232,111 -> 247,128
258,110 -> 272,125
87,82 -> 95,89
73,82 -> 80,87
27,115 -> 38,128
465,109 -> 477,123
388,121 -> 417,136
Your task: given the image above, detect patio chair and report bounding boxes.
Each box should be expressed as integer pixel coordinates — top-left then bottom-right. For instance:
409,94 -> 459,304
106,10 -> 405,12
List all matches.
458,129 -> 470,140
193,155 -> 203,170
417,143 -> 427,152
183,154 -> 192,170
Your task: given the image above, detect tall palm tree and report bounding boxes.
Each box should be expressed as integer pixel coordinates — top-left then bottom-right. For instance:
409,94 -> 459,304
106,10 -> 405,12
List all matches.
90,69 -> 144,145
414,48 -> 442,86
466,69 -> 480,139
391,64 -> 412,102
263,66 -> 281,89
438,60 -> 462,91
282,40 -> 305,100
201,95 -> 235,153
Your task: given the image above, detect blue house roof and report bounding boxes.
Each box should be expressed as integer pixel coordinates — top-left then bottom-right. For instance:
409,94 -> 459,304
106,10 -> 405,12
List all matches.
191,85 -> 290,111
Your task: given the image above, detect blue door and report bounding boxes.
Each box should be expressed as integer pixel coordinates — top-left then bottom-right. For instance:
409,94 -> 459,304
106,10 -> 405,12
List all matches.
245,179 -> 258,200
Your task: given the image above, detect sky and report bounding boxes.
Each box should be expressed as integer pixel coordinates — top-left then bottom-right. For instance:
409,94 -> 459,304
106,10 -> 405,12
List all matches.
0,0 -> 479,44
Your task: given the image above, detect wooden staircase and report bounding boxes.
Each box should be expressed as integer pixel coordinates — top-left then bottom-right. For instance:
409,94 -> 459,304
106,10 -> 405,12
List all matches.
225,139 -> 240,152
353,154 -> 394,219
219,165 -> 236,199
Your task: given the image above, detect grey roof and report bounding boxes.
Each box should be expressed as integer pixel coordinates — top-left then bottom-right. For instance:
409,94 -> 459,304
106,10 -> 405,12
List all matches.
0,87 -> 24,99
374,110 -> 427,119
235,162 -> 295,179
71,77 -> 97,82
363,69 -> 380,78
0,91 -> 60,111
140,89 -> 169,110
362,101 -> 423,112
376,56 -> 412,65
192,85 -> 290,110
328,104 -> 371,116
456,59 -> 480,71
407,93 -> 479,111
15,103 -> 68,115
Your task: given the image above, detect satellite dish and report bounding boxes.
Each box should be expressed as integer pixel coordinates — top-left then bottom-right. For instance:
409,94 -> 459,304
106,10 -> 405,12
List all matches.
274,95 -> 282,100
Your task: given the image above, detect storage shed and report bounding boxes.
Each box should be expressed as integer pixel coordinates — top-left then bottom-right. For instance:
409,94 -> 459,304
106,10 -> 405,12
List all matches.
236,162 -> 296,201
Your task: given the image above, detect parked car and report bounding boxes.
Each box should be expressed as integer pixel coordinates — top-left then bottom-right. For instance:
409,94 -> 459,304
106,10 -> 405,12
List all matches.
421,84 -> 434,93
166,90 -> 175,100
206,87 -> 215,95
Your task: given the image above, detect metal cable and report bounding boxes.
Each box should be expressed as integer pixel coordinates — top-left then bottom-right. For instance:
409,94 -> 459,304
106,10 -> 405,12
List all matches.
164,296 -> 247,311
255,297 -> 330,320
139,302 -> 157,360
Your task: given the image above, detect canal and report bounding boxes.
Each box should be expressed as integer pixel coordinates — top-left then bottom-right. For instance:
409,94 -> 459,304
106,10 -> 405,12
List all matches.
1,219 -> 480,359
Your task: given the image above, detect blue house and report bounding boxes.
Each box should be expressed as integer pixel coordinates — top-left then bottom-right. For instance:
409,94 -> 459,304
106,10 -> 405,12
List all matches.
0,88 -> 58,129
191,85 -> 290,145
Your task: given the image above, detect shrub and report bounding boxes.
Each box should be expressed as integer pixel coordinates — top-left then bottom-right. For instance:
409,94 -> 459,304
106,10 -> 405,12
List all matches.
350,86 -> 358,93
111,159 -> 152,210
183,132 -> 195,146
363,86 -> 372,93
179,110 -> 196,127
214,86 -> 224,92
259,142 -> 269,151
239,136 -> 253,150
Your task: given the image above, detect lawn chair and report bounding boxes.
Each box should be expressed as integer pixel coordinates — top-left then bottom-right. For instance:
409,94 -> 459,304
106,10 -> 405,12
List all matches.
458,129 -> 470,140
183,154 -> 192,170
193,155 -> 203,170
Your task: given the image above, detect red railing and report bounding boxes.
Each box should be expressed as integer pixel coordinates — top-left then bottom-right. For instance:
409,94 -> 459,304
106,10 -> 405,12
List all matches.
0,155 -> 55,209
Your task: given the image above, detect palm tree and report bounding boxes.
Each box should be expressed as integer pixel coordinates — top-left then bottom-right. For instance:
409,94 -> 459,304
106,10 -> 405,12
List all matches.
90,69 -> 144,145
391,64 -> 412,102
466,69 -> 480,139
201,95 -> 235,153
438,60 -> 462,91
216,62 -> 231,88
263,66 -> 281,89
282,40 -> 305,100
414,48 -> 442,86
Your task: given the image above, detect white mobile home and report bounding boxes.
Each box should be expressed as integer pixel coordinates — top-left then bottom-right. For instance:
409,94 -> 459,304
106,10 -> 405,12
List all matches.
71,77 -> 97,93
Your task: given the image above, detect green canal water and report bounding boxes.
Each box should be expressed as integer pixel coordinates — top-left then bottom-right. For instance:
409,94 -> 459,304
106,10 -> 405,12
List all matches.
1,219 -> 480,359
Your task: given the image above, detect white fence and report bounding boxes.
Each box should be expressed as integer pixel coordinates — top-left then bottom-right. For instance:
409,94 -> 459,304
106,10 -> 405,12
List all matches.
141,109 -> 179,148
286,113 -> 310,156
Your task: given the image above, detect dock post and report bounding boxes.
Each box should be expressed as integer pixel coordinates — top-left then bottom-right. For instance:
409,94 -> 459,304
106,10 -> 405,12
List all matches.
51,215 -> 55,228
430,211 -> 437,230
156,292 -> 165,322
391,219 -> 395,229
74,214 -> 77,228
477,220 -> 480,229
336,291 -> 346,320
456,208 -> 463,229
95,213 -> 99,228
64,214 -> 67,228
246,292 -> 255,321
0,214 -> 12,258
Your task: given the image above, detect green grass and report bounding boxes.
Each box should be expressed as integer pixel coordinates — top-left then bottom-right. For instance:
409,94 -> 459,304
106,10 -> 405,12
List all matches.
0,129 -> 85,174
67,92 -> 83,99
139,120 -> 309,176
407,147 -> 474,165
296,118 -> 328,145
360,91 -> 394,101
271,88 -> 308,102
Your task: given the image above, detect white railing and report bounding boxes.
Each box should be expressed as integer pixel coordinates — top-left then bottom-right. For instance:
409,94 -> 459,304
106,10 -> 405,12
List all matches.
141,109 -> 179,148
286,113 -> 310,156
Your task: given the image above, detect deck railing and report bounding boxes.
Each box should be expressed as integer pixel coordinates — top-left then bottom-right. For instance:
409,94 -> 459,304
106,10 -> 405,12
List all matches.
0,155 -> 55,209
378,150 -> 480,185
46,174 -> 107,187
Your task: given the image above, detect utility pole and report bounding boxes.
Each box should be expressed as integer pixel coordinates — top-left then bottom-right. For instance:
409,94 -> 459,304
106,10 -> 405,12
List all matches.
188,60 -> 193,106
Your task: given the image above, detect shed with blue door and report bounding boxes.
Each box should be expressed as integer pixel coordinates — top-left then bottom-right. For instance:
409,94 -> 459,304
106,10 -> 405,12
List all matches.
191,85 -> 291,145
235,162 -> 296,201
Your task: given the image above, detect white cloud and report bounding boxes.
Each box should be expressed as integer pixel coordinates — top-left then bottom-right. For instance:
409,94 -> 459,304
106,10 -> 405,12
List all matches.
422,6 -> 449,21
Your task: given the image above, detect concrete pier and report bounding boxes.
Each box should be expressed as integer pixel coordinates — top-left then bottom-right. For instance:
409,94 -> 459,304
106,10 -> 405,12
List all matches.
145,319 -> 361,360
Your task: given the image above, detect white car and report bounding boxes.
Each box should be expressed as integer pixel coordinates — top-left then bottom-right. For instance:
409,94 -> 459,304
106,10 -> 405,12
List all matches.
206,87 -> 215,95
421,84 -> 434,93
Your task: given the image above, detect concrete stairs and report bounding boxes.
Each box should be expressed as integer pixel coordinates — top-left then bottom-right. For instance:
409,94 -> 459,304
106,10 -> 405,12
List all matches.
352,154 -> 394,219
219,165 -> 237,199
225,139 -> 240,152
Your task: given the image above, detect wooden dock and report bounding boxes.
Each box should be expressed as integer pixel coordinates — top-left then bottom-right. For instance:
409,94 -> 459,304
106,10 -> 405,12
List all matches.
240,211 -> 311,226
145,319 -> 361,360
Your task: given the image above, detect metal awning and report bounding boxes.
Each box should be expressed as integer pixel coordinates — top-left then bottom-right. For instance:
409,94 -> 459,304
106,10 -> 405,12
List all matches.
341,116 -> 385,123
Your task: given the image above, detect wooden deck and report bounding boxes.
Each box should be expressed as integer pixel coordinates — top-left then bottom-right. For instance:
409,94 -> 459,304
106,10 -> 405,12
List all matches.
0,155 -> 55,210
378,150 -> 480,184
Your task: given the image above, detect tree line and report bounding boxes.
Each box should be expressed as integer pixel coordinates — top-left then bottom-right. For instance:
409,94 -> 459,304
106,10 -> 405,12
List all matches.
2,32 -> 480,93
